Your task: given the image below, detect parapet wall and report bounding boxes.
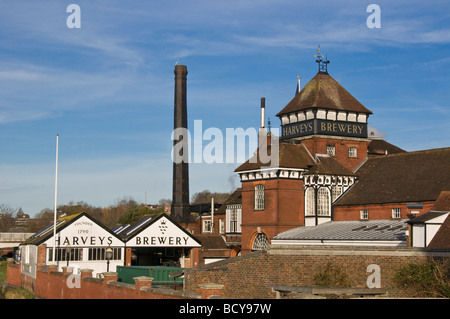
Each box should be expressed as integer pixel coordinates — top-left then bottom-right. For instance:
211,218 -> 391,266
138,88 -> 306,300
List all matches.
183,245 -> 450,299
6,261 -> 222,299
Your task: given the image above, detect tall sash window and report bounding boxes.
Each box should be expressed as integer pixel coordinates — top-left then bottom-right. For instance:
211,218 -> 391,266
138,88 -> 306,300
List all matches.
255,184 -> 264,210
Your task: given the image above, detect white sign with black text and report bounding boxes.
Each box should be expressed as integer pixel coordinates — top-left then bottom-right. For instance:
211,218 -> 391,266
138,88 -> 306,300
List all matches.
126,216 -> 201,248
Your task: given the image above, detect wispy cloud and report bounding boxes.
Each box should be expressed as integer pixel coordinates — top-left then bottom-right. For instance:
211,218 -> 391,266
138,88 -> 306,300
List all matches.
1,0 -> 449,215
0,152 -> 237,214
0,62 -> 148,123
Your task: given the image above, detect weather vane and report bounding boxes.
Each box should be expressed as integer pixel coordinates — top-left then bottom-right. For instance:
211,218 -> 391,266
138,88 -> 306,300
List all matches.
314,45 -> 330,74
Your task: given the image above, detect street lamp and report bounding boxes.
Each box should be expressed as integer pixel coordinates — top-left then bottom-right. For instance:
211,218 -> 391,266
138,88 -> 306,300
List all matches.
105,246 -> 113,272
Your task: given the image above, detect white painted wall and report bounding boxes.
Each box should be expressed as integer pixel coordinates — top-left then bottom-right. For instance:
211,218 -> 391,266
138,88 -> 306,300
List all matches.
126,215 -> 201,248
411,212 -> 449,248
40,215 -> 125,276
412,224 -> 426,247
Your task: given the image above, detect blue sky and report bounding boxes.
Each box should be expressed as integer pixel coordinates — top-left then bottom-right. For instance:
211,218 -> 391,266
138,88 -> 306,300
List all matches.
0,0 -> 449,216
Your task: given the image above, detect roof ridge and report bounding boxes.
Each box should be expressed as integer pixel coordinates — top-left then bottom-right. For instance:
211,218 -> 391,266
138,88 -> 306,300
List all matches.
377,146 -> 450,158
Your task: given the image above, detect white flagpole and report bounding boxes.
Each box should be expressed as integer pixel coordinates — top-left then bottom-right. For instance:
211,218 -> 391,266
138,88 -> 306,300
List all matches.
53,134 -> 59,264
211,197 -> 214,233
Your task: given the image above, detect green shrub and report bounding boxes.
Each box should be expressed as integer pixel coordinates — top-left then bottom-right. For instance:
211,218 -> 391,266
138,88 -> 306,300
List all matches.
313,262 -> 352,288
393,259 -> 450,298
0,261 -> 6,285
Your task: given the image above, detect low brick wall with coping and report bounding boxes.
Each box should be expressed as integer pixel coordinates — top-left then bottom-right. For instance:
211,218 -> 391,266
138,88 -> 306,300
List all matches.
6,262 -> 222,299
183,245 -> 450,299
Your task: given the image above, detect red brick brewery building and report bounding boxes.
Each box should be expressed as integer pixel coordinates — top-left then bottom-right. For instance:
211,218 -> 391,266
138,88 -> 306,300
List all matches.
6,55 -> 450,299
233,52 -> 450,254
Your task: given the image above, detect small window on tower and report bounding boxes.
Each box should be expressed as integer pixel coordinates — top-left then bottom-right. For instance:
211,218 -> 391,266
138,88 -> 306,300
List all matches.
254,184 -> 264,210
327,145 -> 335,156
349,147 -> 357,158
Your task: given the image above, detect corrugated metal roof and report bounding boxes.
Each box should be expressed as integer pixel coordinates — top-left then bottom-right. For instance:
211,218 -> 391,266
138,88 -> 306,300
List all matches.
272,219 -> 407,242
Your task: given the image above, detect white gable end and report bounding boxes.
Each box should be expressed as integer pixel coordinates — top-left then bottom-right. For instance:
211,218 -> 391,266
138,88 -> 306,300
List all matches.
43,215 -> 123,247
127,216 -> 200,247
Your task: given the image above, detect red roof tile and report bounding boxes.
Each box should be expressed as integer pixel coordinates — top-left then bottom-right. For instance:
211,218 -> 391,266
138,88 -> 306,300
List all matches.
335,148 -> 450,206
430,191 -> 450,212
235,142 -> 315,172
428,214 -> 450,248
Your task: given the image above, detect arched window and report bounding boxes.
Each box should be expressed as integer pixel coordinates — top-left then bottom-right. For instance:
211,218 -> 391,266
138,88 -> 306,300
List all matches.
305,187 -> 315,216
317,188 -> 330,216
332,185 -> 343,202
252,233 -> 269,251
254,184 -> 264,210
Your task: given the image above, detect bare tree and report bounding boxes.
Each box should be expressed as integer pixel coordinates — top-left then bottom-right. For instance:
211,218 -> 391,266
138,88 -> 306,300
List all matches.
101,196 -> 139,228
158,198 -> 172,206
0,204 -> 18,231
191,190 -> 232,204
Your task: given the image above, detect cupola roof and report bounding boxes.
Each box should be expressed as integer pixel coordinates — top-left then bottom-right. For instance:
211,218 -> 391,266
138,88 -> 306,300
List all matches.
276,72 -> 373,118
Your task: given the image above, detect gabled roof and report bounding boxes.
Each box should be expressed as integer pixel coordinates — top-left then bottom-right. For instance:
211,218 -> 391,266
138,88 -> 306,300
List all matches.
235,142 -> 356,178
407,211 -> 449,224
335,148 -> 450,206
368,139 -> 406,156
24,212 -> 122,246
407,191 -> 450,224
428,214 -> 450,248
113,214 -> 156,240
235,142 -> 315,172
306,155 -> 356,176
272,219 -> 407,244
24,213 -> 82,245
407,191 -> 450,249
217,188 -> 242,215
430,190 -> 450,212
224,188 -> 242,205
194,234 -> 228,250
117,213 -> 201,247
276,72 -> 372,117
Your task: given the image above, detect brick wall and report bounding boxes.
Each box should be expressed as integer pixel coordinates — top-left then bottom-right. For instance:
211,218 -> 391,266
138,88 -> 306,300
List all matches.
334,202 -> 434,221
6,262 -> 221,299
5,259 -> 21,287
301,137 -> 369,171
184,246 -> 450,299
241,179 -> 305,253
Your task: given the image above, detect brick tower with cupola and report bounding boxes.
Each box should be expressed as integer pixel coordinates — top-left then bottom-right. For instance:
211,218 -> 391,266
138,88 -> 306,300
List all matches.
236,48 -> 373,254
276,48 -> 372,172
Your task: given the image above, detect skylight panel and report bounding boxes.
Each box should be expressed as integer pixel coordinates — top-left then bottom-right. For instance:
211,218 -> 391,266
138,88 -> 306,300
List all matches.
125,216 -> 153,235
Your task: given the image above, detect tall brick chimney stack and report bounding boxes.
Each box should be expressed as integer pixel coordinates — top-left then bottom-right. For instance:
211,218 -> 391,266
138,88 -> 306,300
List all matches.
171,64 -> 190,223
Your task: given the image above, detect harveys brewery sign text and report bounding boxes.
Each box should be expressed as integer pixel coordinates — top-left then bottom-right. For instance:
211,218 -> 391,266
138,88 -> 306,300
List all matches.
126,215 -> 201,248
282,119 -> 367,139
49,215 -> 123,248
